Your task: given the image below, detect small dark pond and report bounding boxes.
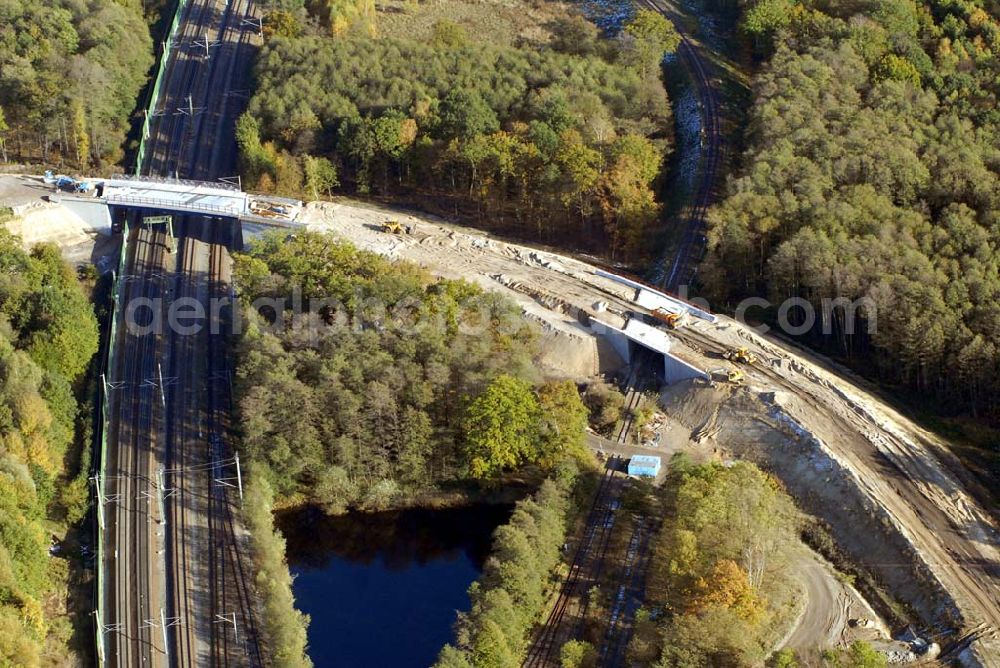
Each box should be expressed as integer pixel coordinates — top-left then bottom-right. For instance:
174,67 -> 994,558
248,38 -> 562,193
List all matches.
278,504 -> 512,668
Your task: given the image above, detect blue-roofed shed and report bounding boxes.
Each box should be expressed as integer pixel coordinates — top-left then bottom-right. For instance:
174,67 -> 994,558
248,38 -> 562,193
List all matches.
628,455 -> 661,478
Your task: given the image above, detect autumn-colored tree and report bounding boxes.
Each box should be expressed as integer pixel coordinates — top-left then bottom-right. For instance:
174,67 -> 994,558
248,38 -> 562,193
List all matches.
600,134 -> 662,260
431,20 -> 468,49
243,29 -> 671,259
872,53 -> 921,84
71,100 -> 88,167
0,230 -> 99,666
0,0 -> 151,165
647,459 -> 799,664
263,10 -> 303,39
317,0 -> 376,36
688,559 -> 763,622
554,129 -> 601,219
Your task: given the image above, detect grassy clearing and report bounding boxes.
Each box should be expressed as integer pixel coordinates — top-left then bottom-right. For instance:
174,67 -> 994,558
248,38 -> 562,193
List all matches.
375,0 -> 571,47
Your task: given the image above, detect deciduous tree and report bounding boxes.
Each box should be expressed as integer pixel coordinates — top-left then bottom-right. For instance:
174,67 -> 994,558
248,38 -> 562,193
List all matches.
462,374 -> 540,479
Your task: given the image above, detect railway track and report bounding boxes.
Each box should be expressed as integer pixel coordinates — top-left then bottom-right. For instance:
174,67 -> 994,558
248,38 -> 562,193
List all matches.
163,228 -> 202,667
144,0 -> 217,177
601,518 -> 655,667
523,458 -> 624,668
101,0 -> 263,662
523,8 -> 724,661
143,0 -> 259,179
207,234 -> 224,665
615,367 -> 644,445
640,0 -> 723,293
205,221 -> 262,666
615,346 -> 661,444
670,322 -> 1000,658
523,351 -> 660,665
189,0 -> 257,180
170,218 -> 260,667
103,213 -> 260,667
106,225 -> 168,666
104,2 -> 725,668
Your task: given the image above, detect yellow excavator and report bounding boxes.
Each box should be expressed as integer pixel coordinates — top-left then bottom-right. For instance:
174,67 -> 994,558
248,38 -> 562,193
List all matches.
723,347 -> 758,365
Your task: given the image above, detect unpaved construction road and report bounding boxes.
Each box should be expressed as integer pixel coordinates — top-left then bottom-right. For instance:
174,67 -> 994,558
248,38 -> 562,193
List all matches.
688,322 -> 1000,665
781,549 -> 885,652
295,199 -> 1000,666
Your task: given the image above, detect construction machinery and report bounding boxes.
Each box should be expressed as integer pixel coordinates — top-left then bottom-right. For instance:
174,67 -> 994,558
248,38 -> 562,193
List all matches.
723,347 -> 758,365
44,170 -> 95,194
710,367 -> 745,384
650,308 -> 687,329
380,220 -> 412,234
248,200 -> 292,218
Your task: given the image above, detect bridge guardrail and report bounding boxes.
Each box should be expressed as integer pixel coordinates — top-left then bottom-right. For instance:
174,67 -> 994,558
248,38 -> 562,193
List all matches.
106,194 -> 244,217
95,221 -> 129,667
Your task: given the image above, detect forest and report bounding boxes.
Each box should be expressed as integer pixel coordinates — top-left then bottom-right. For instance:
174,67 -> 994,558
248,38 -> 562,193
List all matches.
232,231 -> 590,510
0,0 -> 153,167
643,457 -> 801,666
0,230 -> 99,665
704,0 -> 1000,421
239,7 -> 679,260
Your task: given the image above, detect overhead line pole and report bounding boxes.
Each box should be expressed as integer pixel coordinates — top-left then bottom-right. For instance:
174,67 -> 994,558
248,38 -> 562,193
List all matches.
158,362 -> 166,408
160,608 -> 169,665
235,452 -> 243,503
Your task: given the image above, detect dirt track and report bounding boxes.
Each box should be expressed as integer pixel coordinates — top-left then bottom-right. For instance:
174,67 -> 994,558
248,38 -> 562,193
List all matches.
297,200 -> 1000,665
780,549 -> 886,652
679,321 -> 1000,638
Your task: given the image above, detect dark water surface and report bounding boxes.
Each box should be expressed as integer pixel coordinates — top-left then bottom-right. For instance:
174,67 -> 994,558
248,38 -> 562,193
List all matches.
278,504 -> 512,668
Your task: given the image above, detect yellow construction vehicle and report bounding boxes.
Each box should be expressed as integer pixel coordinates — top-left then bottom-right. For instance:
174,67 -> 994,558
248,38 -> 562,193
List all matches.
723,347 -> 758,365
380,220 -> 406,234
650,308 -> 686,329
710,367 -> 745,384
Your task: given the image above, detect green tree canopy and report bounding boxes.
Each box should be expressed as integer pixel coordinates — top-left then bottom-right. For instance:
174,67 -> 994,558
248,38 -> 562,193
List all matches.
243,26 -> 671,261
0,0 -> 152,165
463,374 -> 540,479
622,9 -> 682,77
0,229 -> 97,665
